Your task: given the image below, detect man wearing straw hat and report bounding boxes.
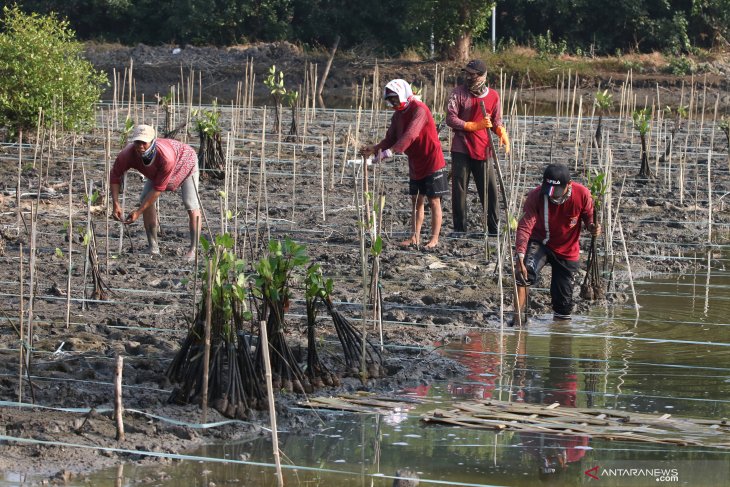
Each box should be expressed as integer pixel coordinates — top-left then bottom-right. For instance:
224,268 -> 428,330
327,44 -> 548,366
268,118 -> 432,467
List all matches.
446,59 -> 510,238
360,79 -> 448,249
512,163 -> 600,325
110,124 -> 201,260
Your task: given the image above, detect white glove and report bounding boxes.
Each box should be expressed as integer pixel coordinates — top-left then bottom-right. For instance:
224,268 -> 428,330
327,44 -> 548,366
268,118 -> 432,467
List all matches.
374,149 -> 393,163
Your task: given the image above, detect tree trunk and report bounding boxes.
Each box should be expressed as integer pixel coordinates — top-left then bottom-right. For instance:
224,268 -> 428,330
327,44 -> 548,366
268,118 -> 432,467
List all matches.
447,32 -> 472,61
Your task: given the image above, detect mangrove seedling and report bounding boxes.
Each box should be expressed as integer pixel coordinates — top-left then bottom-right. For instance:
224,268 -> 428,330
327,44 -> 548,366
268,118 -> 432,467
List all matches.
193,102 -> 225,180
167,233 -> 262,418
632,108 -> 652,179
594,90 -> 613,148
304,263 -> 340,388
252,238 -> 311,393
580,171 -> 608,301
284,89 -> 299,141
263,65 -> 287,133
659,105 -> 687,163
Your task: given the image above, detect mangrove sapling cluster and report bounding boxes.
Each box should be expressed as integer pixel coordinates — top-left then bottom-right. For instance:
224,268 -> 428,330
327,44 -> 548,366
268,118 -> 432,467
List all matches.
252,238 -> 311,393
263,65 -> 286,134
84,222 -> 112,301
304,264 -> 340,389
193,103 -> 225,179
167,234 -> 263,419
325,298 -> 384,379
633,108 -> 653,179
580,171 -> 608,301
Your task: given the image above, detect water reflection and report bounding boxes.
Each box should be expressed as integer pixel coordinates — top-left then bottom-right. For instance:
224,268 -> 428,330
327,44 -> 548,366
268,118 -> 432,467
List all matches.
75,262 -> 730,486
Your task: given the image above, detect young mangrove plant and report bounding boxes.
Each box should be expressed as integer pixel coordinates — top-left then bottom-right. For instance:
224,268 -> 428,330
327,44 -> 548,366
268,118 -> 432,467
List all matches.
633,108 -> 652,179
252,238 -> 310,393
659,105 -> 687,162
284,89 -> 299,141
304,263 -> 340,388
263,65 -> 286,133
580,171 -> 608,301
193,102 -> 225,179
594,89 -> 613,148
167,233 -> 262,418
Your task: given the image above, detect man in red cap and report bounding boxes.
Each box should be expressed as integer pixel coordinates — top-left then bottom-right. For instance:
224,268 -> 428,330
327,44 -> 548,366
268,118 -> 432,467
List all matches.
512,164 -> 601,324
110,124 -> 201,260
446,59 -> 510,238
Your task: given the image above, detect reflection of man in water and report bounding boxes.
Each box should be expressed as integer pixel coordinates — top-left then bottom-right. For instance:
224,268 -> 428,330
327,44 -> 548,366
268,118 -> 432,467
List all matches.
516,328 -> 590,479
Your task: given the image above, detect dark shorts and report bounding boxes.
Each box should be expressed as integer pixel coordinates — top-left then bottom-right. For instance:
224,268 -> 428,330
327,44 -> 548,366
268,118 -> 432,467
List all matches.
516,240 -> 580,317
409,168 -> 449,198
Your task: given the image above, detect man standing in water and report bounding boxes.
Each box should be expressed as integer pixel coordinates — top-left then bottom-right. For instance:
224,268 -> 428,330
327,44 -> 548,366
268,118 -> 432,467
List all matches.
361,79 -> 448,249
446,59 -> 510,237
110,124 -> 201,260
512,163 -> 600,324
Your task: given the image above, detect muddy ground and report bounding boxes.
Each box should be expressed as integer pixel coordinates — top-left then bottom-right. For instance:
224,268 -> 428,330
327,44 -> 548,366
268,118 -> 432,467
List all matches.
0,45 -> 729,484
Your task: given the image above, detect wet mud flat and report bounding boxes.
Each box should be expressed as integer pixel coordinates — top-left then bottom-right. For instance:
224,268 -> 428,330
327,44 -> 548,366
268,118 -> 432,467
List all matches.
0,101 -> 728,482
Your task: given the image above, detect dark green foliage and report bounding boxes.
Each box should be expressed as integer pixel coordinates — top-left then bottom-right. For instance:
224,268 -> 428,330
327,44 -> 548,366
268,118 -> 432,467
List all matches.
10,0 -> 730,54
0,6 -> 107,132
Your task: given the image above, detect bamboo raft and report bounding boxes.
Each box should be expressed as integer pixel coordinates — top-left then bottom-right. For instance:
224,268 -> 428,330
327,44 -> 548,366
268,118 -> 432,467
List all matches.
298,393 -> 430,414
421,399 -> 730,449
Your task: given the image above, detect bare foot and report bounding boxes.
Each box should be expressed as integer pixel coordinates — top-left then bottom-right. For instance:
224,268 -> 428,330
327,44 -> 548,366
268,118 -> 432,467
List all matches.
184,248 -> 196,262
424,239 -> 438,249
148,242 -> 160,255
398,238 -> 418,248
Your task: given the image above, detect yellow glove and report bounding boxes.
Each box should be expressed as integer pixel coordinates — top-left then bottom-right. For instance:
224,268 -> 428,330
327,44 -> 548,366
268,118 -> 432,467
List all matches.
463,117 -> 493,132
495,126 -> 510,154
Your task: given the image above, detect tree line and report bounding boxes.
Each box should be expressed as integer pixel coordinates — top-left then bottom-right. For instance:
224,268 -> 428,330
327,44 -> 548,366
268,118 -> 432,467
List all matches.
5,0 -> 730,59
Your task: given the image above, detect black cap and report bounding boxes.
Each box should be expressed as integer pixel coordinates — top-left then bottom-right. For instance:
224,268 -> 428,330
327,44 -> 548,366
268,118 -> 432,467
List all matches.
463,59 -> 487,75
542,164 -> 571,196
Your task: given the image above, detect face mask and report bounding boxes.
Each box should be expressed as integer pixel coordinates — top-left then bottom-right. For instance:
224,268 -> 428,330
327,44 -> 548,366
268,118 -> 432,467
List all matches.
548,182 -> 572,205
469,78 -> 487,96
141,139 -> 157,165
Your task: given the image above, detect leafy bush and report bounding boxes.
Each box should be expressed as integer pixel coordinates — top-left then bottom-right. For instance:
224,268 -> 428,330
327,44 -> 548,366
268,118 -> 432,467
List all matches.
666,55 -> 697,75
0,6 -> 107,133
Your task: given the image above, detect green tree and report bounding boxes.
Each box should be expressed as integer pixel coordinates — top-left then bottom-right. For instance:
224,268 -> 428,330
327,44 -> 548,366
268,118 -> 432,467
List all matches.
0,5 -> 107,133
410,0 -> 495,60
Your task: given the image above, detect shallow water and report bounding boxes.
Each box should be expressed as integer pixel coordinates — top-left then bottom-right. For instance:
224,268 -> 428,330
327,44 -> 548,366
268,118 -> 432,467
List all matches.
16,253 -> 730,486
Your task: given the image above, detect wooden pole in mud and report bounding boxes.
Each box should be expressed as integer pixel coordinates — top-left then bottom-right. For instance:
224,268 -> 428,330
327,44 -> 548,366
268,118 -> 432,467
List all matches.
201,258 -> 213,424
66,141 -> 74,329
260,320 -> 284,487
18,243 -> 24,405
320,136 -> 326,221
114,355 -> 125,441
617,218 -> 639,316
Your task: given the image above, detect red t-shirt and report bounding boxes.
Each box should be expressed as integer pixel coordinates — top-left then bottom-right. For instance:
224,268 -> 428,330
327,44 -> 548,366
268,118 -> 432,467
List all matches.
446,85 -> 503,161
515,182 -> 594,261
374,99 -> 446,180
109,138 -> 198,192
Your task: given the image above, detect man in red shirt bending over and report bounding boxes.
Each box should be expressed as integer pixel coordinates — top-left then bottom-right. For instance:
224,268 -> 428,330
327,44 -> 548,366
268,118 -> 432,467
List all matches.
361,79 -> 447,249
110,125 -> 201,260
513,164 -> 601,325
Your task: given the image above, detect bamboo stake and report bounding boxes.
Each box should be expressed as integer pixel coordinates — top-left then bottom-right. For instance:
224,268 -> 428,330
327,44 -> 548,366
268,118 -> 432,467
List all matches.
617,218 -> 639,316
260,320 -> 284,487
320,136 -> 326,221
114,355 -> 125,441
201,258 -> 213,424
66,136 -> 75,329
18,243 -> 23,405
27,205 -> 37,350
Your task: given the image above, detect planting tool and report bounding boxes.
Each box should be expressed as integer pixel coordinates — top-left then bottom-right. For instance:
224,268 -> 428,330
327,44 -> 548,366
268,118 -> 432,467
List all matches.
479,101 -> 522,327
